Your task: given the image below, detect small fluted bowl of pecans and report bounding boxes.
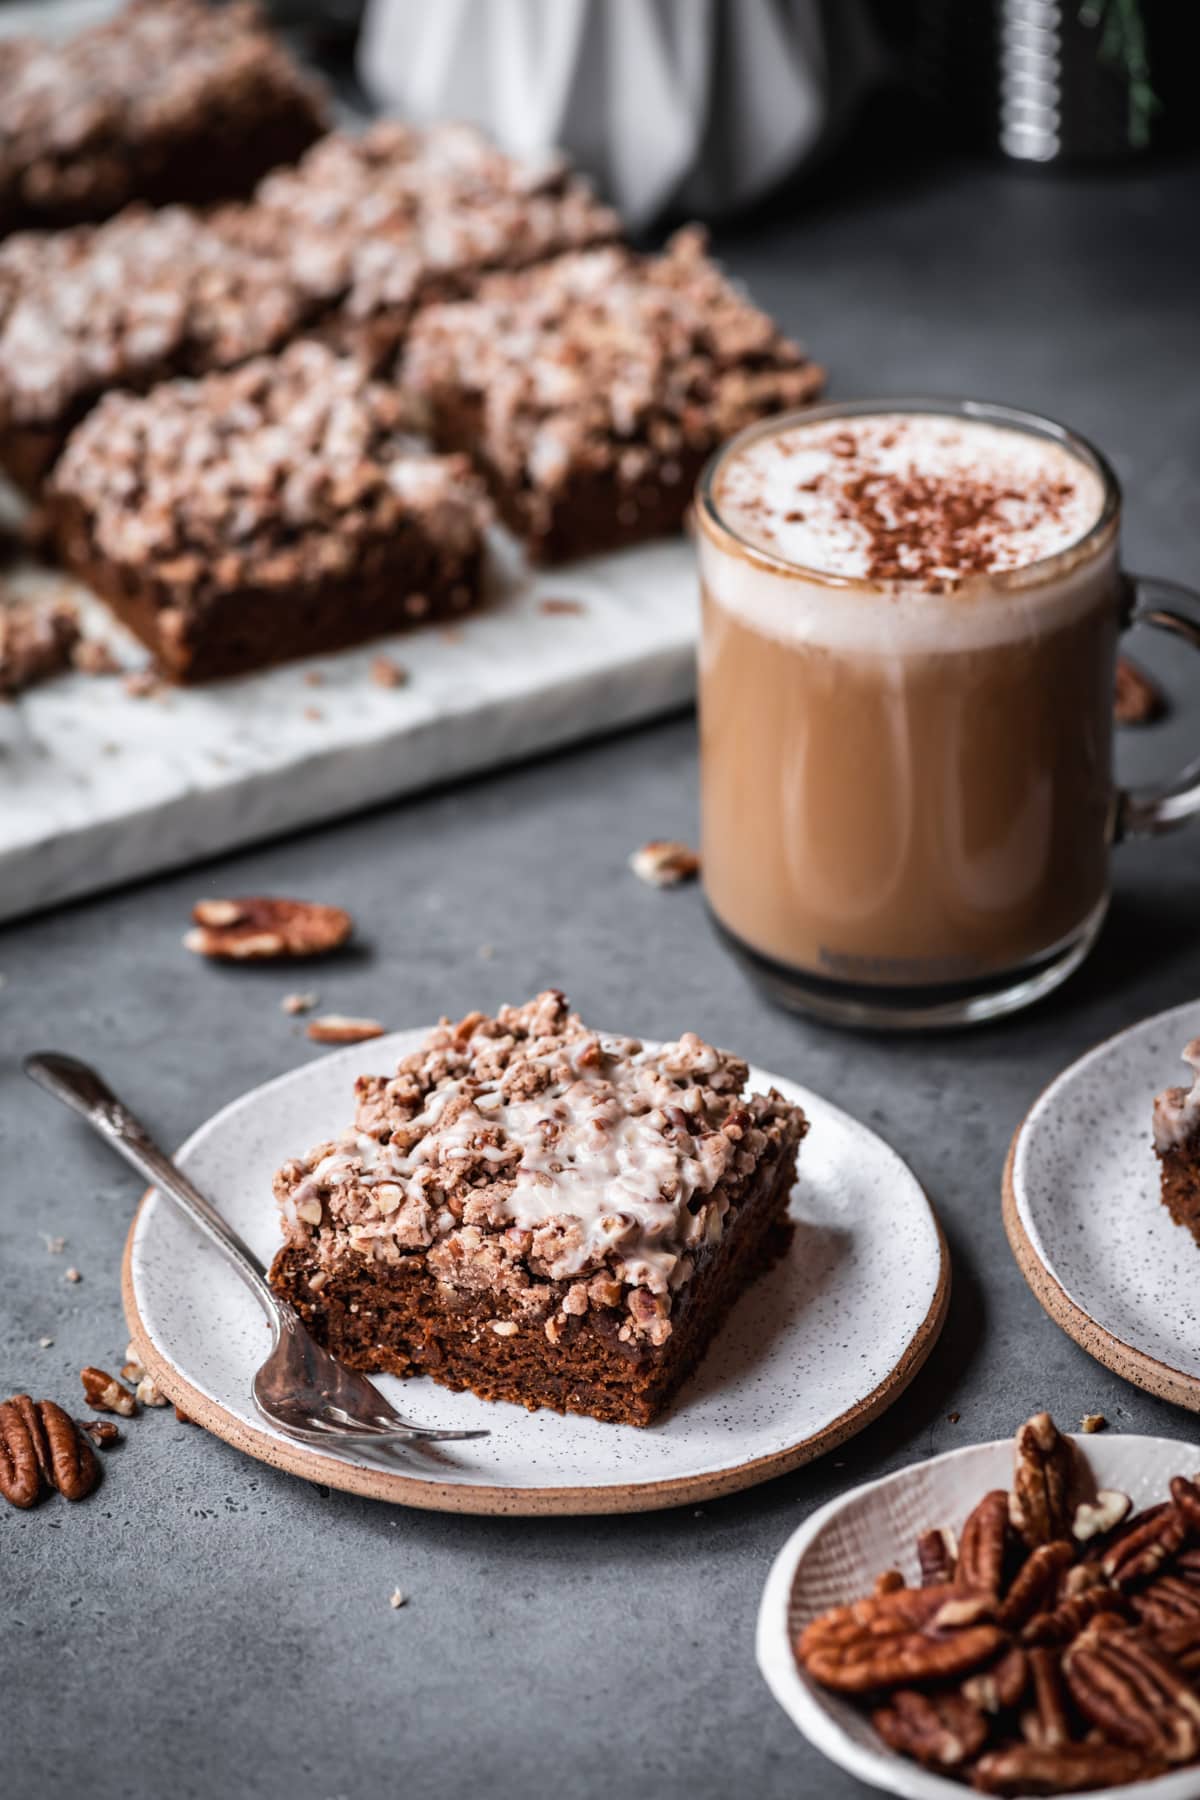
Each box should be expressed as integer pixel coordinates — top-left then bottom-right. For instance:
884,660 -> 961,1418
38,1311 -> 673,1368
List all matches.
757,1415 -> 1200,1798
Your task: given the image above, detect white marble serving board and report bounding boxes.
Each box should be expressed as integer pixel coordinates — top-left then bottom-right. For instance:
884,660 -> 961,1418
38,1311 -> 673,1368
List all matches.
0,529 -> 697,924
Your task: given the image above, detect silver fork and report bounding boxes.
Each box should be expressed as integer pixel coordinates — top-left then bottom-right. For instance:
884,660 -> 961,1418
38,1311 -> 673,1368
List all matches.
24,1053 -> 489,1455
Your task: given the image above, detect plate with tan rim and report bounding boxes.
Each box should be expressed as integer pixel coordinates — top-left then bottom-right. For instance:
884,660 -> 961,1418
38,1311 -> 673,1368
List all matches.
123,1029 -> 949,1515
1004,999 -> 1200,1412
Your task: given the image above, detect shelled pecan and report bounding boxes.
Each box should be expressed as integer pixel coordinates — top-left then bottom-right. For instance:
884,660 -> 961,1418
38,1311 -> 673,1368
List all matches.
962,1647 -> 1029,1716
972,1742 -> 1163,1795
956,1491 -> 1010,1597
918,1525 -> 957,1587
998,1542 -> 1075,1630
872,1690 -> 988,1769
795,1584 -> 1006,1693
1011,1413 -> 1076,1548
793,1413 -> 1200,1794
0,1394 -> 99,1508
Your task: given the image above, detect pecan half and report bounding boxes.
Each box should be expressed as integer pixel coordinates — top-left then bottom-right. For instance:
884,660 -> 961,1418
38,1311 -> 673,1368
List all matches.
1114,654 -> 1166,727
872,1689 -> 988,1769
0,1396 -> 98,1506
1022,1586 -> 1128,1647
80,1366 -> 136,1416
1064,1625 -> 1200,1762
963,1646 -> 1029,1715
956,1490 -> 1010,1597
1012,1413 -> 1076,1548
998,1541 -> 1075,1630
1021,1647 -> 1071,1749
971,1741 -> 1164,1795
796,1584 -> 1006,1694
306,1014 -> 385,1045
184,897 -> 353,960
1072,1489 -> 1131,1544
918,1526 -> 957,1587
36,1401 -> 99,1501
0,1396 -> 43,1508
77,1418 -> 121,1450
1170,1474 -> 1200,1534
1157,1618 -> 1200,1676
1133,1575 -> 1200,1632
1103,1505 -> 1187,1590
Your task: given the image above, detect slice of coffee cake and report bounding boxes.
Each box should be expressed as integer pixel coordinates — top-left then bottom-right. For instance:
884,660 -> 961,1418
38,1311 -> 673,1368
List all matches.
1154,1039 -> 1200,1248
269,991 -> 806,1426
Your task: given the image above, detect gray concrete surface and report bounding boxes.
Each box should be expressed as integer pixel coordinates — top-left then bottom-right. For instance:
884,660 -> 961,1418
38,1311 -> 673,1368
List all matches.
3,146 -> 1200,1800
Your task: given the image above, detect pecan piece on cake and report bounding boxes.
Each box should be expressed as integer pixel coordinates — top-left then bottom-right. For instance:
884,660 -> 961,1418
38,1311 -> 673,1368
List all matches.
269,990 -> 806,1427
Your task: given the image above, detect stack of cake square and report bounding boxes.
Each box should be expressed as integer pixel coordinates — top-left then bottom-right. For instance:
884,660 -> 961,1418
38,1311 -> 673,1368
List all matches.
0,0 -> 824,683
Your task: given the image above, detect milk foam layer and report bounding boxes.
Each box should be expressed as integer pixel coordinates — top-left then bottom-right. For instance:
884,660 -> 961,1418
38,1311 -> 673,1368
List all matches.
703,412 -> 1115,655
714,413 -> 1106,580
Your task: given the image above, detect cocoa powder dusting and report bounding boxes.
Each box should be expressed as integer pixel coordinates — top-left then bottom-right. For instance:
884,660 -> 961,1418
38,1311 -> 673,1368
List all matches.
823,469 -> 1077,586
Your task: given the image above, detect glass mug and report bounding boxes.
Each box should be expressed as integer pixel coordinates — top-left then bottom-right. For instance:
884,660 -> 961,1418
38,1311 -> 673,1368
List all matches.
695,398 -> 1200,1029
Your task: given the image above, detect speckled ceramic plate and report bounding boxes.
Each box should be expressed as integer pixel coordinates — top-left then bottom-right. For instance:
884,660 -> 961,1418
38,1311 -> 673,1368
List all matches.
1004,1000 -> 1200,1411
758,1431 -> 1200,1799
123,1031 -> 948,1515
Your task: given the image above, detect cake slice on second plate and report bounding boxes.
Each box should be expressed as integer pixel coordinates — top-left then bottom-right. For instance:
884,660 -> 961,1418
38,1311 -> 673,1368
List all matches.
1154,1038 -> 1200,1248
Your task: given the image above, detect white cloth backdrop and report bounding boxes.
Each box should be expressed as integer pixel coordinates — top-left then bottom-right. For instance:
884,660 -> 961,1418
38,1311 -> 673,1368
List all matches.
359,0 -> 879,226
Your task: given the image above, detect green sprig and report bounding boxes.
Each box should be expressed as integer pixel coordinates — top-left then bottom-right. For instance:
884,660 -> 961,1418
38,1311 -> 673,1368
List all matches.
1079,0 -> 1161,148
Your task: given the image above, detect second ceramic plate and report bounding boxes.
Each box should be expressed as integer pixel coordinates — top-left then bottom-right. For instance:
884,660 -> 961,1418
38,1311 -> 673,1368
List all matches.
124,1030 -> 948,1514
1005,999 -> 1200,1410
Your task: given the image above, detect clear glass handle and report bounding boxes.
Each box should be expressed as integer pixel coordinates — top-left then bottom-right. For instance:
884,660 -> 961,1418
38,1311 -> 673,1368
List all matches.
1117,575 -> 1200,839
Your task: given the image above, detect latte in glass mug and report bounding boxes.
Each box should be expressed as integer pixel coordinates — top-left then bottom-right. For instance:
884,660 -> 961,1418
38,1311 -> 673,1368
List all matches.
695,401 -> 1200,1028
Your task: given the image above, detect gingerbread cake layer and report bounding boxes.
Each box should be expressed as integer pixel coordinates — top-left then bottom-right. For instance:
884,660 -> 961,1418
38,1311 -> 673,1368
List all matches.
268,991 -> 807,1426
246,122 -> 622,367
1154,1039 -> 1200,1249
0,204 -> 322,494
400,229 -> 825,563
0,0 -> 327,237
48,341 -> 490,683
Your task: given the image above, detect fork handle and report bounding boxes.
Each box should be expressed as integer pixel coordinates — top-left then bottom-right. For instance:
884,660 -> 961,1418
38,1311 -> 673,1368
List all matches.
24,1052 -> 280,1327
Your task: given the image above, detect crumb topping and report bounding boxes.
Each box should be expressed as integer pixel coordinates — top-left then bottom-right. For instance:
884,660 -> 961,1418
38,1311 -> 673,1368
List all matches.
1154,1039 -> 1200,1152
273,991 -> 804,1345
50,341 -> 490,595
0,0 -> 326,218
0,204 -> 316,426
249,121 -> 620,337
401,228 -> 824,497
